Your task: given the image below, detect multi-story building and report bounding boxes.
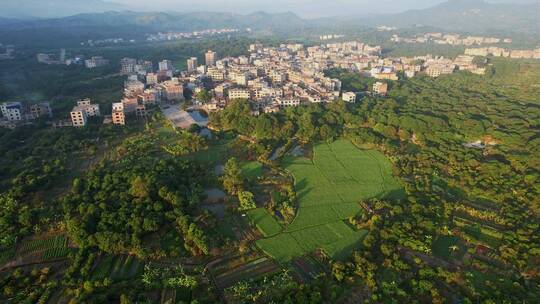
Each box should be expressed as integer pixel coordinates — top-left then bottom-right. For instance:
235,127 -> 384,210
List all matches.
253,87 -> 283,100
207,67 -> 225,81
270,70 -> 288,84
121,97 -> 139,113
161,80 -> 184,101
124,79 -> 145,96
70,99 -> 100,127
373,82 -> 388,96
230,71 -> 248,86
136,60 -> 153,73
70,106 -> 88,127
120,57 -> 137,75
30,102 -> 53,118
187,57 -> 198,72
77,99 -> 100,116
36,53 -> 52,64
205,50 -> 217,66
0,102 -> 23,121
370,67 -> 399,81
85,56 -> 109,69
159,60 -> 173,71
228,88 -> 251,100
59,49 -> 66,63
276,97 -> 301,108
425,64 -> 455,78
342,92 -> 357,103
197,65 -> 208,74
136,103 -> 147,117
111,102 -> 125,125
146,73 -> 158,85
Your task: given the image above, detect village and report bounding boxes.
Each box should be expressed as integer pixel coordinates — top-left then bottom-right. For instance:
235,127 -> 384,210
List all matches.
1,39 -> 531,129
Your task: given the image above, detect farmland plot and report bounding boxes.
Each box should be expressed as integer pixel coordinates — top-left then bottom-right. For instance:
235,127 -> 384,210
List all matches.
256,140 -> 403,262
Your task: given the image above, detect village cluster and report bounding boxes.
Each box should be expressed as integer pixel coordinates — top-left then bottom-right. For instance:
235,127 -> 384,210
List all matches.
146,28 -> 240,42
391,32 -> 513,46
3,38 -> 538,129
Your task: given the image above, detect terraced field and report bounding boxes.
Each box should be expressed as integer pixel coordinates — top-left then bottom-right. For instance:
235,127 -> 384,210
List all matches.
256,140 -> 403,262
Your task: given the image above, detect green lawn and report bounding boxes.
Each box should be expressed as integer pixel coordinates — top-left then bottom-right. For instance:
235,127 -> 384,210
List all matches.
255,139 -> 403,262
247,208 -> 282,237
190,139 -> 231,165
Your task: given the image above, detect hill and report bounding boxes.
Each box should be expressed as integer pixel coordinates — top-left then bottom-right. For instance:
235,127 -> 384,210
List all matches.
0,11 -> 306,32
363,0 -> 540,34
0,0 -> 125,19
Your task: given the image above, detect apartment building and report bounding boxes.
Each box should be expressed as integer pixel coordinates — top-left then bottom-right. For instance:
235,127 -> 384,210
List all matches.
187,57 -> 198,72
228,88 -> 251,100
342,92 -> 357,103
0,102 -> 23,121
270,70 -> 288,84
276,97 -> 301,108
425,64 -> 455,78
77,99 -> 100,116
30,102 -> 53,118
146,73 -> 158,85
120,57 -> 137,75
373,82 -> 388,96
111,102 -> 125,125
161,80 -> 184,101
207,67 -> 225,81
159,60 -> 173,71
205,50 -> 217,66
70,106 -> 87,127
70,99 -> 100,127
85,56 -> 109,69
230,71 -> 248,86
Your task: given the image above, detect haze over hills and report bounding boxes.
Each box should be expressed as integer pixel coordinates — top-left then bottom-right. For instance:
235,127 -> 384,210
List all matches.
2,0 -> 539,19
359,0 -> 540,34
0,0 -> 124,19
0,0 -> 539,39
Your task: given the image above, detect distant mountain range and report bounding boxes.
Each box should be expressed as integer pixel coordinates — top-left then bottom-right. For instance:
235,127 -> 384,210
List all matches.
0,11 -> 307,32
359,0 -> 540,34
1,0 -> 124,19
0,0 -> 539,39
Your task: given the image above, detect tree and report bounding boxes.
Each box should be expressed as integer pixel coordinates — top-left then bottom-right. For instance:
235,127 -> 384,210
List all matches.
196,89 -> 212,103
221,157 -> 244,195
237,191 -> 256,211
129,176 -> 150,199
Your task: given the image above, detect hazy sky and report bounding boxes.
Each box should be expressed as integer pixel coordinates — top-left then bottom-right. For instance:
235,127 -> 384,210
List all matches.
106,0 -> 451,17
3,0 -> 538,19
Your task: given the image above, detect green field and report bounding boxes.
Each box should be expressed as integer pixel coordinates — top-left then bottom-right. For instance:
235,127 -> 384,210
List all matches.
188,137 -> 232,165
256,140 -> 403,262
91,255 -> 144,281
18,235 -> 68,256
247,208 -> 283,237
242,161 -> 264,181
